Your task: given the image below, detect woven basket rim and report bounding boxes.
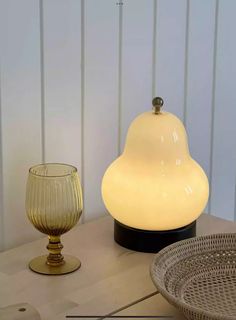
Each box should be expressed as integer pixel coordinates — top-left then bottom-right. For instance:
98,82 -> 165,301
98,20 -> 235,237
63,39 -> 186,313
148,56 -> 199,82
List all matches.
150,232 -> 236,320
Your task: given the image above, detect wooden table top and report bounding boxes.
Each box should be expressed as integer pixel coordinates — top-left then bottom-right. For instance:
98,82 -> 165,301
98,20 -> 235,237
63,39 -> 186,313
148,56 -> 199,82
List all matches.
0,213 -> 235,320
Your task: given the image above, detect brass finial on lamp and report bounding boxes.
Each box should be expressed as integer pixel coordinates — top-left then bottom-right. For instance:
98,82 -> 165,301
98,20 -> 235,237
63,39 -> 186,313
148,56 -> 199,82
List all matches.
102,98 -> 209,252
152,96 -> 164,114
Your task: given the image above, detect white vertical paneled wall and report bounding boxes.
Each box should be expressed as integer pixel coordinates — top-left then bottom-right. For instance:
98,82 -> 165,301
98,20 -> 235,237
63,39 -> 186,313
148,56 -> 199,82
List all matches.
120,0 -> 153,150
0,0 -> 235,250
43,0 -> 82,173
185,0 -> 216,212
210,0 -> 236,220
155,0 -> 187,120
0,0 -> 42,249
83,0 -> 119,221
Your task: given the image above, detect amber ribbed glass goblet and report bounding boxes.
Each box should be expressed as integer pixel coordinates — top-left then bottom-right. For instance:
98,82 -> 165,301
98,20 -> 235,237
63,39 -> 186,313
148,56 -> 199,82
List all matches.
26,163 -> 83,275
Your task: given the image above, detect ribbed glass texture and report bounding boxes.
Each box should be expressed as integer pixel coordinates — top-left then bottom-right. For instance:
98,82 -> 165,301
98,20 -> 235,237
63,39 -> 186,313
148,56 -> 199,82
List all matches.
26,163 -> 83,236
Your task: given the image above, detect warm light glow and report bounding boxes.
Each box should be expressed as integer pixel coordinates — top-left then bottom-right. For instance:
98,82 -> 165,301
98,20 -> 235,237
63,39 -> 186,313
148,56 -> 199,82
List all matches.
102,111 -> 209,231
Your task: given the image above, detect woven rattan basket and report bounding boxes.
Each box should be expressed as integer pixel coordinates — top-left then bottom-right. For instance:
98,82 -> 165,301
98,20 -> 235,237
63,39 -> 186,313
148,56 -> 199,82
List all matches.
150,233 -> 236,320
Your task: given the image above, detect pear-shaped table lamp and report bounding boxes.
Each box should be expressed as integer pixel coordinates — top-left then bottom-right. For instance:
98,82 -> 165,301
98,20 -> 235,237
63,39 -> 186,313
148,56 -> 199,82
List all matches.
102,97 -> 209,252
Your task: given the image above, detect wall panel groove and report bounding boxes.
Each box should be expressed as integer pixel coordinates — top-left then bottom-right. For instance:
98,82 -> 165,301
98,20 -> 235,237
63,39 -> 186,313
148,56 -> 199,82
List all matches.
0,64 -> 4,251
80,0 -> 85,223
118,1 -> 123,155
39,0 -> 45,163
209,0 -> 219,214
183,0 -> 190,126
234,180 -> 236,221
152,0 -> 157,98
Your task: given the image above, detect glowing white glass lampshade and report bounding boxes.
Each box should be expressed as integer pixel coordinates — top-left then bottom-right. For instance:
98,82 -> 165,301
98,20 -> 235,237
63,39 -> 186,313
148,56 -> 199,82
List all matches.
102,98 -> 209,232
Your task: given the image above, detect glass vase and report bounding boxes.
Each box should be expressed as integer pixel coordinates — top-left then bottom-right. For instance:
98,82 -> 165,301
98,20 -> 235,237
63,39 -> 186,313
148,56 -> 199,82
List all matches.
26,163 -> 83,275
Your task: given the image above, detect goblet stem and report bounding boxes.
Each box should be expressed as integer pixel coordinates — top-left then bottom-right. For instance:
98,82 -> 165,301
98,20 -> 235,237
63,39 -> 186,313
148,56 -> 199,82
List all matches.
46,235 -> 64,266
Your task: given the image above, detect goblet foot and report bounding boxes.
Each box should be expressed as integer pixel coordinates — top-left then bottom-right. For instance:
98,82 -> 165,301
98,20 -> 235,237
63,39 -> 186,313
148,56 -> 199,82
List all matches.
29,255 -> 81,275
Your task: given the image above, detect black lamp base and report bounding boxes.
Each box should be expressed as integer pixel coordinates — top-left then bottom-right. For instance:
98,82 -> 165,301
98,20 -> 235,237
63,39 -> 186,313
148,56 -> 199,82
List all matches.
114,219 -> 196,253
